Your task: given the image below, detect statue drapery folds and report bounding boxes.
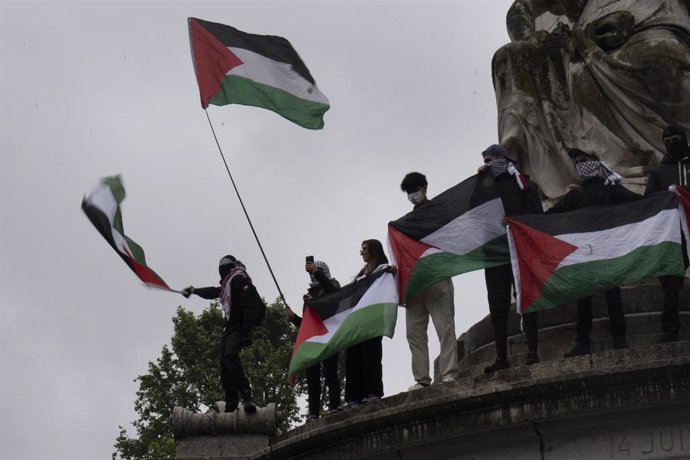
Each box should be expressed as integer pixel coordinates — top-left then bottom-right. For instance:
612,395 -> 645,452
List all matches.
494,0 -> 690,198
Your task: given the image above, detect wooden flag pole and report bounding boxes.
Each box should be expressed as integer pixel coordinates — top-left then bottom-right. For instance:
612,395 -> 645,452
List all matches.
204,110 -> 289,309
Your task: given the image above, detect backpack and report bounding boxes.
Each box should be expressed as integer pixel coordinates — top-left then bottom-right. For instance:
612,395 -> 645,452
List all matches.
243,283 -> 267,329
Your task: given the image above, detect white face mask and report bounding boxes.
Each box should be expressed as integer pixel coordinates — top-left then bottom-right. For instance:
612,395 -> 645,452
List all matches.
407,190 -> 424,205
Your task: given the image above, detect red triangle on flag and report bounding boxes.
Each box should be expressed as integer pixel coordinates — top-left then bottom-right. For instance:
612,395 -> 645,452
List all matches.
387,224 -> 435,300
189,18 -> 244,108
507,218 -> 577,312
120,244 -> 170,290
291,306 -> 328,357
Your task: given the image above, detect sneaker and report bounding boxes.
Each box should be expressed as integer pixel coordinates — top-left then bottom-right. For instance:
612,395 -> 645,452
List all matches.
362,394 -> 381,403
408,382 -> 430,391
612,336 -> 627,350
526,350 -> 540,365
563,343 -> 590,358
440,376 -> 456,384
243,401 -> 257,414
341,401 -> 361,411
484,357 -> 510,374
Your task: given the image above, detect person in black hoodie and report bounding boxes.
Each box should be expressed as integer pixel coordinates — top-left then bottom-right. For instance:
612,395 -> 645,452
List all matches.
549,148 -> 640,357
286,260 -> 341,421
181,255 -> 257,414
479,144 -> 543,373
644,123 -> 690,343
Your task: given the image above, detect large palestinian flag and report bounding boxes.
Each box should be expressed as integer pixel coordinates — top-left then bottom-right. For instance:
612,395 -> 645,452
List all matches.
288,271 -> 398,382
81,175 -> 171,290
507,192 -> 685,314
388,174 -> 509,301
188,18 -> 330,129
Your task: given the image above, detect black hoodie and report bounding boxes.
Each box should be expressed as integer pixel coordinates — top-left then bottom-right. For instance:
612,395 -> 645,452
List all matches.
645,152 -> 690,195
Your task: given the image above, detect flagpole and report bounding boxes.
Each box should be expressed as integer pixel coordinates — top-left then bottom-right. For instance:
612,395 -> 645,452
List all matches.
204,109 -> 289,309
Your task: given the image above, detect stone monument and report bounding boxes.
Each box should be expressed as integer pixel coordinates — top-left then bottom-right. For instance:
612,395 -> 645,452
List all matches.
492,0 -> 690,198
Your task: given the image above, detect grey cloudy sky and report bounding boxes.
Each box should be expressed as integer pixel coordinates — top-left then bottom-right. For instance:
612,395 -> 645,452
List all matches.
1,1 -> 513,458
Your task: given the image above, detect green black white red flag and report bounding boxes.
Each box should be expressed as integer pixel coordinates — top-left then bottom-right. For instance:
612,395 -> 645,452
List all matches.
81,175 -> 171,290
188,18 -> 330,129
288,271 -> 398,383
506,192 -> 685,314
388,174 -> 509,301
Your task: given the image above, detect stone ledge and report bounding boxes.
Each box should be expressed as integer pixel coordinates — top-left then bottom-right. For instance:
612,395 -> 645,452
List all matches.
257,341 -> 690,460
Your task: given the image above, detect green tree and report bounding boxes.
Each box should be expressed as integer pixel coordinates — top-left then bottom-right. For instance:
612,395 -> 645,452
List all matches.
113,298 -> 305,459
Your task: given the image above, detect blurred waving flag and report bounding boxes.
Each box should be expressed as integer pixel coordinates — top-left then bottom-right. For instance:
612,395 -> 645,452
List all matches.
81,175 -> 171,290
188,18 -> 330,129
288,271 -> 398,382
388,174 -> 509,301
506,192 -> 685,314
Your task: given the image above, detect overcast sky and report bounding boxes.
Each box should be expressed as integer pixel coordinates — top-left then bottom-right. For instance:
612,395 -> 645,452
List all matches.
1,1 -> 513,458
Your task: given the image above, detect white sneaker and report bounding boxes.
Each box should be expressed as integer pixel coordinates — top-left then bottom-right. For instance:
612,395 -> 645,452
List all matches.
408,382 -> 429,391
440,376 -> 456,384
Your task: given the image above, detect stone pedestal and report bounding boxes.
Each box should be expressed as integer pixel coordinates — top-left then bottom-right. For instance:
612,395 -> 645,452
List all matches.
173,403 -> 279,459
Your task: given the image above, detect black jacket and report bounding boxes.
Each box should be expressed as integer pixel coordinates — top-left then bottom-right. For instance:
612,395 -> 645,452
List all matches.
645,155 -> 690,194
488,171 -> 543,216
193,274 -> 253,326
548,176 -> 639,213
290,269 -> 340,328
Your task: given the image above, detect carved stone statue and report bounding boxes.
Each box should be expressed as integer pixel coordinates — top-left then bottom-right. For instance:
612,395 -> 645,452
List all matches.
493,0 -> 690,199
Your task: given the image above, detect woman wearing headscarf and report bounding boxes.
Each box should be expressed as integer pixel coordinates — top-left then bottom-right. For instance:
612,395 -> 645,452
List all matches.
286,259 -> 341,421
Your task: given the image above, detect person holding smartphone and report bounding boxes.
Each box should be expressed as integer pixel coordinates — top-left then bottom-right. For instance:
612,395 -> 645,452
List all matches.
286,257 -> 342,421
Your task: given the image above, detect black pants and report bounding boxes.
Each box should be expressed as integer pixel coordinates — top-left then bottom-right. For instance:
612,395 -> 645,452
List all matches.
345,337 -> 383,403
574,288 -> 626,345
219,325 -> 251,408
306,353 -> 340,416
485,264 -> 538,359
660,275 -> 683,338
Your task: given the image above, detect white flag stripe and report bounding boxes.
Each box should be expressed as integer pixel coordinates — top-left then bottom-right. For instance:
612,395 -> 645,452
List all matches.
557,208 -> 681,268
506,225 -> 523,314
228,48 -> 329,104
679,202 -> 690,264
85,182 -> 134,259
306,273 -> 398,344
420,198 -> 505,256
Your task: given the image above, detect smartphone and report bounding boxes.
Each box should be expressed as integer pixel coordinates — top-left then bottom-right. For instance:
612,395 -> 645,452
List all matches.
305,255 -> 314,263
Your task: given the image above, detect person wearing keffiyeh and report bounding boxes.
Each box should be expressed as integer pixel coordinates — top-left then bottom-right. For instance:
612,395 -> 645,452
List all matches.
286,259 -> 341,421
548,148 -> 640,357
180,255 -> 259,414
479,144 -> 543,373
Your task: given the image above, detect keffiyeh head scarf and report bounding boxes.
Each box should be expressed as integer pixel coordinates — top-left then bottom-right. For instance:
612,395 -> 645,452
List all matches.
482,144 -> 526,190
570,148 -> 622,185
309,260 -> 332,287
575,161 -> 601,179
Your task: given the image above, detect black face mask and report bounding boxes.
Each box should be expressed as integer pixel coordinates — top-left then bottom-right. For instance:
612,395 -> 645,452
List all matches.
665,134 -> 688,161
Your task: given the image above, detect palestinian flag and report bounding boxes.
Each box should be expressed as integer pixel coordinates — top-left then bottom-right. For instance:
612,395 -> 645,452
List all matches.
507,192 -> 685,314
81,175 -> 170,290
188,18 -> 330,129
288,271 -> 398,382
388,174 -> 509,301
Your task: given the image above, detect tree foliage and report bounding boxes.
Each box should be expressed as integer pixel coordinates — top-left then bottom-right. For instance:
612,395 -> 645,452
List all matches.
113,298 -> 305,459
